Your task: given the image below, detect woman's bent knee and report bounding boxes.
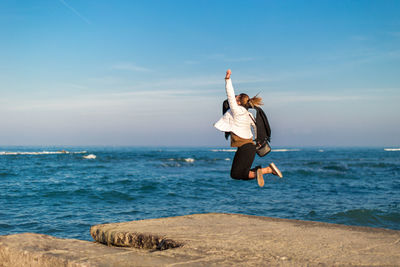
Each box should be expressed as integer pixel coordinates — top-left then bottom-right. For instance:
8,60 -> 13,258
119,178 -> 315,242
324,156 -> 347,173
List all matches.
230,170 -> 250,180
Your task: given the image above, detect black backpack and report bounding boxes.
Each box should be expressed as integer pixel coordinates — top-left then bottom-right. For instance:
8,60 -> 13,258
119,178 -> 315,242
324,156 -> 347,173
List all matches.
222,100 -> 272,156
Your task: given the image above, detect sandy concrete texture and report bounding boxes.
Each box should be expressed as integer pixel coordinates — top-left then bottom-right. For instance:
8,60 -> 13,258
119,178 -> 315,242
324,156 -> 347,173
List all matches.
0,233 -> 189,267
1,213 -> 400,266
91,213 -> 400,266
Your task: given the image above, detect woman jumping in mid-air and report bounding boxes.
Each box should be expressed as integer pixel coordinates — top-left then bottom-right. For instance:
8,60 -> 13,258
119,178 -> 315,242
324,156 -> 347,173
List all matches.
214,69 -> 283,187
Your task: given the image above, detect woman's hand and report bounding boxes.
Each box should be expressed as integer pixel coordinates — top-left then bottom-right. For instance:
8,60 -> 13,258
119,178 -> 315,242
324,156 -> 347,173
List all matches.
225,69 -> 231,79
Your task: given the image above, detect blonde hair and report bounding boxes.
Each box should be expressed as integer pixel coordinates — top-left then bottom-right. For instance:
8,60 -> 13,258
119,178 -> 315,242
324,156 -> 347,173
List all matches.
239,93 -> 263,109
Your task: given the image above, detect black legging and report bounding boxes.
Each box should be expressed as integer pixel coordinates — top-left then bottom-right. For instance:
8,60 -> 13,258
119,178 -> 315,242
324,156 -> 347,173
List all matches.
230,143 -> 258,180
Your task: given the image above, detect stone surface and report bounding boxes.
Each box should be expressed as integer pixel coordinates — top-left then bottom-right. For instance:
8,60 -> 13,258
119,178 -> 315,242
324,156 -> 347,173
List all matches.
91,213 -> 400,266
0,233 -> 187,267
1,213 -> 400,266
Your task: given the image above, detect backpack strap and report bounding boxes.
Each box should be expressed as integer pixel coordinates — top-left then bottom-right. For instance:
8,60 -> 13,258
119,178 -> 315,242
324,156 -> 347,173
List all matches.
248,112 -> 257,141
249,113 -> 256,124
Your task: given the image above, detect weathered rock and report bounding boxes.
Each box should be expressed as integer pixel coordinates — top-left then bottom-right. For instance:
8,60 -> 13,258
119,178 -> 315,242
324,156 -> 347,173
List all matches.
2,213 -> 400,266
91,213 -> 400,266
90,228 -> 181,250
0,233 -> 185,267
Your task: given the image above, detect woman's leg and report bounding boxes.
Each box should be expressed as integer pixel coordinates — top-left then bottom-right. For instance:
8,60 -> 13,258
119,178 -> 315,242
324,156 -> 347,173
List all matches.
249,164 -> 283,178
230,143 -> 256,180
248,166 -> 273,178
231,143 -> 283,181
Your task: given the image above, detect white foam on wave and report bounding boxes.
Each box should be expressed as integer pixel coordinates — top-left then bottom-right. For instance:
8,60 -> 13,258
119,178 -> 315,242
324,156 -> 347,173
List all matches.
212,148 -> 301,153
0,151 -> 87,156
211,149 -> 237,152
167,158 -> 195,163
384,148 -> 400,151
272,149 -> 301,152
83,154 -> 96,159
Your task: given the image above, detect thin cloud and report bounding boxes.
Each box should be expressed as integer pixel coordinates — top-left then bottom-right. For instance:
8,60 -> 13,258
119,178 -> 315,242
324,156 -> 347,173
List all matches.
112,63 -> 152,72
61,83 -> 88,90
388,32 -> 400,38
267,91 -> 374,104
206,53 -> 225,60
88,75 -> 221,90
59,0 -> 91,25
1,88 -> 215,112
183,54 -> 256,66
205,54 -> 255,62
184,60 -> 200,65
88,75 -> 124,85
225,57 -> 256,62
350,35 -> 370,41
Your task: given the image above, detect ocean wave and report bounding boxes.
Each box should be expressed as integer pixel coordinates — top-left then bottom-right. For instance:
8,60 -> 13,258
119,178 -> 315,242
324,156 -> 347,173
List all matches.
42,188 -> 92,198
211,148 -> 301,152
272,149 -> 301,152
0,223 -> 12,230
331,209 -> 378,221
1,146 -> 400,240
139,184 -> 158,192
330,209 -> 400,227
304,161 -> 323,166
288,169 -> 316,177
83,154 -> 96,159
161,163 -> 181,168
285,166 -> 353,177
0,151 -> 87,156
322,164 -> 349,172
159,157 -> 196,168
384,148 -> 400,151
211,149 -> 237,152
0,172 -> 15,177
167,158 -> 195,163
348,162 -> 398,169
99,190 -> 135,202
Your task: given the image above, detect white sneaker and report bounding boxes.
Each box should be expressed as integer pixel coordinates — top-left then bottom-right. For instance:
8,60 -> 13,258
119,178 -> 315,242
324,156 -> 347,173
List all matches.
257,168 -> 264,187
269,163 -> 283,178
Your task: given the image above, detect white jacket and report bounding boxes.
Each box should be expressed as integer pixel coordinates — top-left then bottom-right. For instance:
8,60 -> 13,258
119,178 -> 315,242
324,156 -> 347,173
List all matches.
214,78 -> 256,139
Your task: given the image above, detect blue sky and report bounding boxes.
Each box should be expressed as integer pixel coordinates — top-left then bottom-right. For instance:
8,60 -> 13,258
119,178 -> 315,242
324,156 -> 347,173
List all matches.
0,0 -> 399,147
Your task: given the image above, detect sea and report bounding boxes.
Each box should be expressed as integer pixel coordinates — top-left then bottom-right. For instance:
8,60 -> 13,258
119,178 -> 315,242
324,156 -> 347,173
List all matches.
0,146 -> 399,241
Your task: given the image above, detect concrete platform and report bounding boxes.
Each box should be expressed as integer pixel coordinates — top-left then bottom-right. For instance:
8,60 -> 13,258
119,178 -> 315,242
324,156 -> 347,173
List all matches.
0,233 -> 188,266
1,213 -> 400,266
